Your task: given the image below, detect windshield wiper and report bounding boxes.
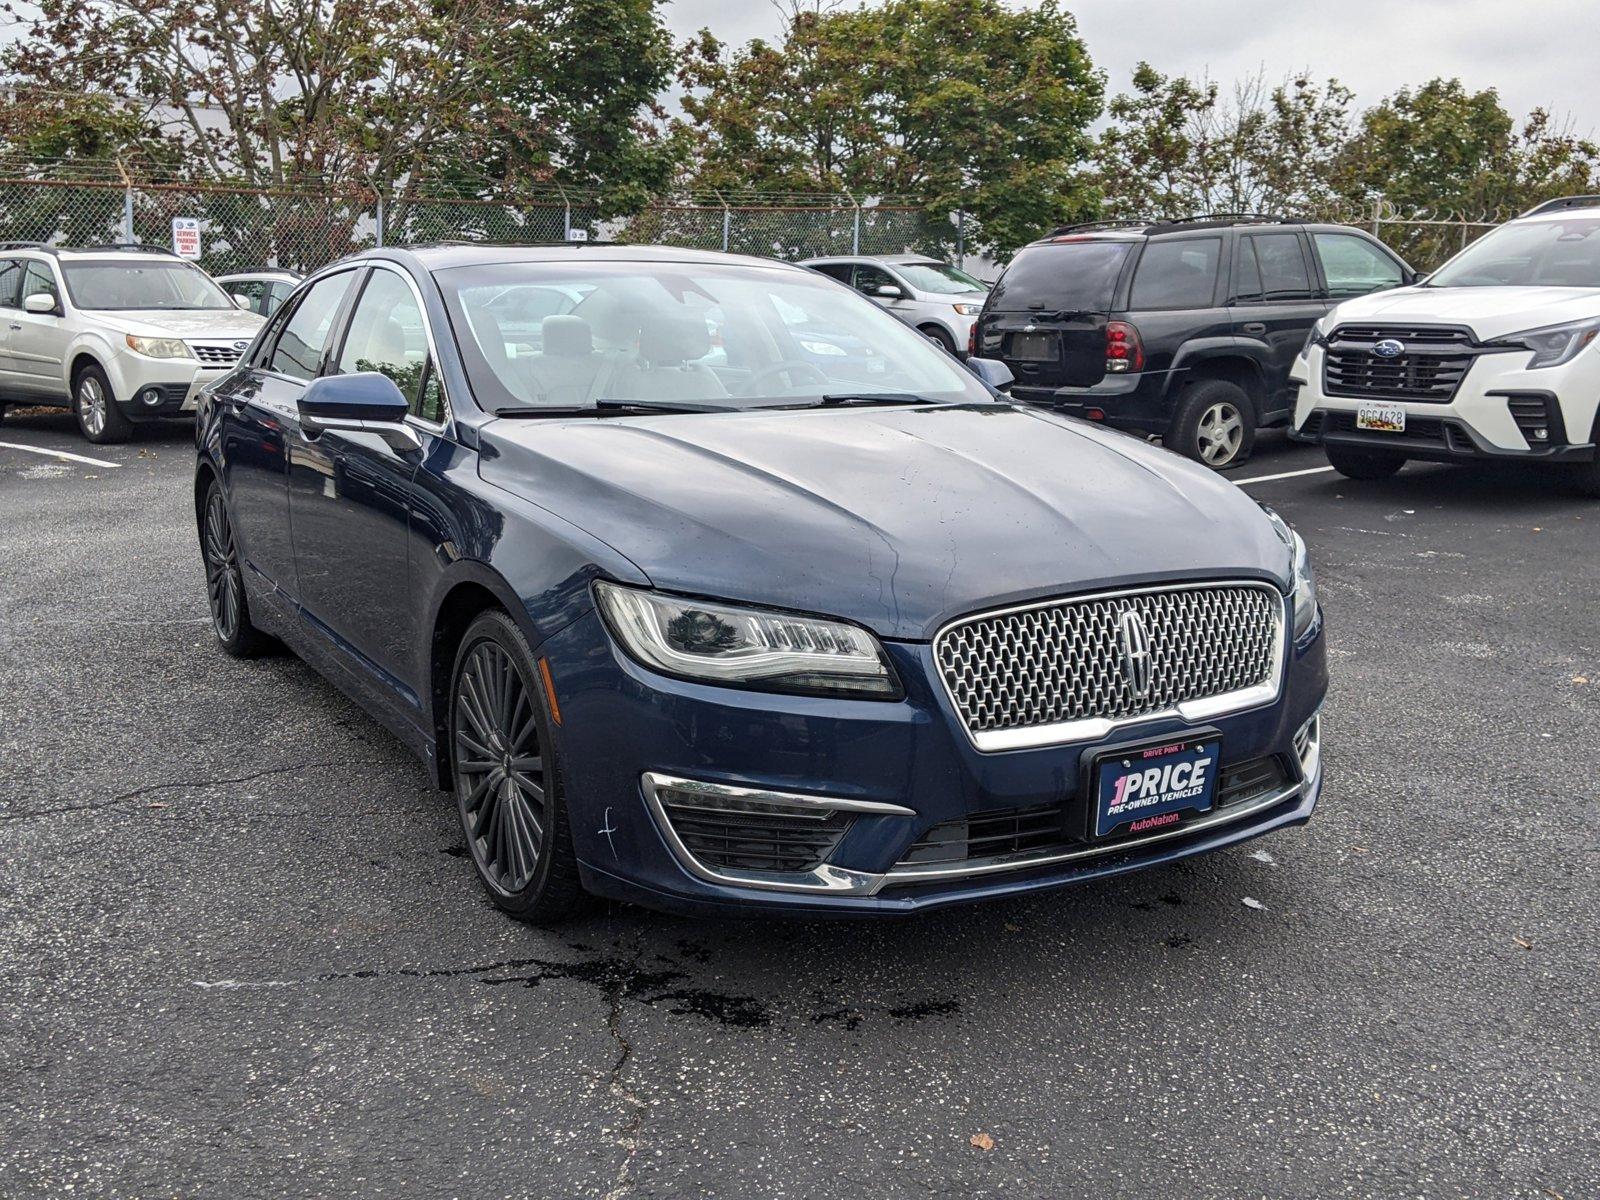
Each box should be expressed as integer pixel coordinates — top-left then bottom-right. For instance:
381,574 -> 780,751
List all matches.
816,392 -> 942,408
494,398 -> 724,419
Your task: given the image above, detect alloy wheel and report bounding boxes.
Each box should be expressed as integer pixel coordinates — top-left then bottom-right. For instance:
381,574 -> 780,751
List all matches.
202,489 -> 242,643
77,374 -> 107,438
454,640 -> 547,894
1197,401 -> 1244,466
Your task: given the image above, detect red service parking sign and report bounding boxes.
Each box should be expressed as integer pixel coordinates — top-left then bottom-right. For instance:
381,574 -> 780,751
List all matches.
171,217 -> 202,259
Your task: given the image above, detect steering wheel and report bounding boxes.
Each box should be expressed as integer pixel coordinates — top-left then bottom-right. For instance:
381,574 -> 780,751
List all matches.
743,359 -> 831,394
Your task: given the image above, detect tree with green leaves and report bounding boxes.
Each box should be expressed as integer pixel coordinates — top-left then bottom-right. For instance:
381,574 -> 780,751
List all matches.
675,0 -> 1104,258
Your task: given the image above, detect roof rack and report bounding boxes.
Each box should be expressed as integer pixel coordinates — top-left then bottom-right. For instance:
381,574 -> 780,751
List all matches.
1519,195 -> 1600,218
1045,219 -> 1150,237
219,266 -> 303,277
0,241 -> 59,254
1153,212 -> 1298,228
73,242 -> 181,255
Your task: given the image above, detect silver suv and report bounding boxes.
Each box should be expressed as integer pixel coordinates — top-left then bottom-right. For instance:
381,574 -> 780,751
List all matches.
0,243 -> 265,443
799,254 -> 990,354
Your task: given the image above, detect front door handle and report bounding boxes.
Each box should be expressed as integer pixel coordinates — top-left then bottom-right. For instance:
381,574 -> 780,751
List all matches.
1241,322 -> 1267,335
8,322 -> 20,331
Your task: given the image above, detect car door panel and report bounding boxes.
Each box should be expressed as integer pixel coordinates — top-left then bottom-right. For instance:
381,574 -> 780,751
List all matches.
9,261 -> 71,397
1229,232 -> 1328,419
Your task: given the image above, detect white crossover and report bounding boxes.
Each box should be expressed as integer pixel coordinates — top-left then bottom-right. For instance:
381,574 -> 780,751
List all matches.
0,242 -> 265,443
1291,195 -> 1600,495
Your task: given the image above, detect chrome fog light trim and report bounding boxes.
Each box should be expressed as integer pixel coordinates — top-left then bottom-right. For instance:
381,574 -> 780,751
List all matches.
1293,711 -> 1322,782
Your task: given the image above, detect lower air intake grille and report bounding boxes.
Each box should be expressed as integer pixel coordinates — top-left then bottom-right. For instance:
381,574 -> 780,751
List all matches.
652,785 -> 854,874
1506,395 -> 1564,447
897,804 -> 1069,867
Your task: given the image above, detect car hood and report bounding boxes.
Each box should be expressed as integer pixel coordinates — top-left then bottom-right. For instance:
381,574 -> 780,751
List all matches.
91,309 -> 266,340
479,405 -> 1291,641
1329,285 -> 1600,340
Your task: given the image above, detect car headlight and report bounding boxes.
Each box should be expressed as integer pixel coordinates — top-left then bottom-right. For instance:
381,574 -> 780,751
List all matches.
1260,506 -> 1318,638
594,582 -> 902,699
1300,316 -> 1332,357
952,303 -> 982,316
125,334 -> 193,359
1487,316 -> 1600,369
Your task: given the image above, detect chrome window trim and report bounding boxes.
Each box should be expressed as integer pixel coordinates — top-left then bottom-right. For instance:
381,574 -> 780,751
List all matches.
877,777 -> 1307,889
931,579 -> 1289,753
640,772 -> 913,895
353,261 -> 452,437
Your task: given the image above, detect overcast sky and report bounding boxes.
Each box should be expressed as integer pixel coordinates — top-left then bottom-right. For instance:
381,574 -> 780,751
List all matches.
662,0 -> 1600,134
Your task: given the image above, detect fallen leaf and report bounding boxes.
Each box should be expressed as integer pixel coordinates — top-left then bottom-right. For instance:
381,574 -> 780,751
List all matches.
1513,936 -> 1533,951
1003,923 -> 1020,933
1573,676 -> 1589,686
147,802 -> 169,809
1532,527 -> 1542,533
969,1133 -> 995,1152
1249,849 -> 1275,865
1352,845 -> 1370,853
1242,896 -> 1266,911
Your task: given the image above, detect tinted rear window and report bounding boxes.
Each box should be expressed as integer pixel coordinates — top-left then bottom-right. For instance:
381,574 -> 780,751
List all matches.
988,241 -> 1133,312
1129,237 -> 1221,309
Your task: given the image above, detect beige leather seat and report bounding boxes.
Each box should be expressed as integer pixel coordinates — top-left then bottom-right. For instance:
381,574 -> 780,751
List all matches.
523,315 -> 603,405
604,313 -> 727,402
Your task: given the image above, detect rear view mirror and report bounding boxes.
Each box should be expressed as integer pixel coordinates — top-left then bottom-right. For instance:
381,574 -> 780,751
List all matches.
23,292 -> 57,315
966,356 -> 1014,393
298,372 -> 420,451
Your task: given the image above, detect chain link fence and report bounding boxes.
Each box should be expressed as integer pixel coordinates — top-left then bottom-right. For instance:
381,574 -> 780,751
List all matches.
0,176 -> 966,273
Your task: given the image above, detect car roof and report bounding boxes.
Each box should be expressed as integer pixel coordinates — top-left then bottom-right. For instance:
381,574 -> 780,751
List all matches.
799,253 -> 944,266
217,269 -> 301,280
0,242 -> 190,263
363,243 -> 815,275
1024,217 -> 1374,248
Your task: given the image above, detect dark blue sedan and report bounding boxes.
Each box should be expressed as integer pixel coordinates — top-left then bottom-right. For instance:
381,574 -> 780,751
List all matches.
194,245 -> 1327,921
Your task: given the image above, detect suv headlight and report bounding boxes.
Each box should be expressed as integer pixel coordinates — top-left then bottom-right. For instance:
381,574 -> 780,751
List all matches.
125,334 -> 193,359
952,303 -> 982,316
1486,316 -> 1600,369
1260,506 -> 1318,638
1300,316 -> 1332,358
595,582 -> 902,699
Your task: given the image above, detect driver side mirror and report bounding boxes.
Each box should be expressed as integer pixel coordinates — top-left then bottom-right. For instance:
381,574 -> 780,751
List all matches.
23,292 -> 59,316
873,284 -> 905,299
298,372 -> 421,452
232,293 -> 255,310
965,356 -> 1014,393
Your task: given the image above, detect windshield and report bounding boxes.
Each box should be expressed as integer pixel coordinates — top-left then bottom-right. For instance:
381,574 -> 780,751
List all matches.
63,260 -> 235,310
987,240 -> 1134,312
436,260 -> 994,412
894,261 -> 989,294
1428,218 -> 1600,288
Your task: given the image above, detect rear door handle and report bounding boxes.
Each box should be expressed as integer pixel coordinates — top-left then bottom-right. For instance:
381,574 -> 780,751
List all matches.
1241,322 -> 1267,335
7,322 -> 20,331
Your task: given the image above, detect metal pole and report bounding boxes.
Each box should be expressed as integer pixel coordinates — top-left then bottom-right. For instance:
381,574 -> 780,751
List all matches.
123,185 -> 135,244
722,205 -> 731,252
955,208 -> 965,269
1370,194 -> 1381,238
851,197 -> 861,255
375,190 -> 386,248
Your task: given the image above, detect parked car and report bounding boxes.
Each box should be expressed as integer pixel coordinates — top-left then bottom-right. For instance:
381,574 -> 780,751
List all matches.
215,268 -> 302,317
972,216 -> 1415,469
1291,194 -> 1600,495
799,253 -> 990,355
0,242 -> 266,443
195,244 -> 1326,921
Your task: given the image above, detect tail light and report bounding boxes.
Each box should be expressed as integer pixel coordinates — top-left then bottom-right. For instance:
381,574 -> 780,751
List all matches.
968,318 -> 978,357
1105,321 -> 1144,373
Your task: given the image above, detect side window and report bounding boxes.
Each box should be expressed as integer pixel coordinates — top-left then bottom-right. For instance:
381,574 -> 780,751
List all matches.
0,258 -> 22,308
270,271 -> 355,381
227,280 -> 267,313
812,263 -> 853,284
1129,237 -> 1222,310
266,282 -> 295,315
21,261 -> 60,308
1244,233 -> 1313,300
1313,233 -> 1404,296
336,268 -> 435,418
852,265 -> 896,296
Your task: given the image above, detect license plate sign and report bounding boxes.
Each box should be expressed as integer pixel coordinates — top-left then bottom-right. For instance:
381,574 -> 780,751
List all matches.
1091,735 -> 1220,839
1009,332 -> 1057,362
1356,402 -> 1406,433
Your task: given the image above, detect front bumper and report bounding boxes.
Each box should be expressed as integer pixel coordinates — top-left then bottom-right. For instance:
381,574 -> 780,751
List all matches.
107,351 -> 236,420
539,603 -> 1329,917
1290,344 -> 1599,463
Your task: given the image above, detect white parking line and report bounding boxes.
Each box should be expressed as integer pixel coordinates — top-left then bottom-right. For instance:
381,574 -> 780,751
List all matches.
0,441 -> 121,469
1231,465 -> 1336,486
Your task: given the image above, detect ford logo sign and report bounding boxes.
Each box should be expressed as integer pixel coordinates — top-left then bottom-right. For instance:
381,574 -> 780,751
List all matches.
1372,338 -> 1405,358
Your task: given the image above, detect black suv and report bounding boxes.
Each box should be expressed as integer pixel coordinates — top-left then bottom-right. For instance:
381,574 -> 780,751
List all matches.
971,216 -> 1416,468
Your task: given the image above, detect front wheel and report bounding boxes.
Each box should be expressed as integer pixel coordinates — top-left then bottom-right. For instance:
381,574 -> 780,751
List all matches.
1165,379 -> 1256,469
74,364 -> 131,444
920,325 -> 958,355
201,482 -> 274,657
449,610 -> 587,923
1326,443 -> 1405,480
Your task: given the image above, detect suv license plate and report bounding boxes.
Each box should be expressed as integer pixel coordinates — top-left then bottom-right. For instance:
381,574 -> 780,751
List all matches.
1009,332 -> 1057,362
1356,403 -> 1406,433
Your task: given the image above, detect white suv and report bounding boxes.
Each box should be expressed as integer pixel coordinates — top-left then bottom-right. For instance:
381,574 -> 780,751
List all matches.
1291,196 -> 1600,495
798,254 -> 990,355
0,243 -> 265,443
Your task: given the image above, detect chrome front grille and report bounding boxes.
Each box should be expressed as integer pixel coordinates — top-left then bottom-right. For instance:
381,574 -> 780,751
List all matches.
189,342 -> 245,365
934,582 -> 1284,751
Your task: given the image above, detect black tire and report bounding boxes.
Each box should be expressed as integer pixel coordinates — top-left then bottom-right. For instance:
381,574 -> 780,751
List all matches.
73,363 -> 131,445
449,610 -> 587,923
1325,443 -> 1406,481
1164,379 -> 1256,469
920,324 -> 958,355
200,480 -> 274,657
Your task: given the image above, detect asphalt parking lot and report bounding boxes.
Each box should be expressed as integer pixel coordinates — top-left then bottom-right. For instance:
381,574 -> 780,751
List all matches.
1,409 -> 1596,1199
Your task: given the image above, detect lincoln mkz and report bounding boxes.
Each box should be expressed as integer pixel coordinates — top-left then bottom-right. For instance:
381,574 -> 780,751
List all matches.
194,245 -> 1327,919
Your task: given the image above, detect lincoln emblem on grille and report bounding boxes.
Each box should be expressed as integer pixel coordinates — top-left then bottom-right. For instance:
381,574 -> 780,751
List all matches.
1116,608 -> 1153,698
